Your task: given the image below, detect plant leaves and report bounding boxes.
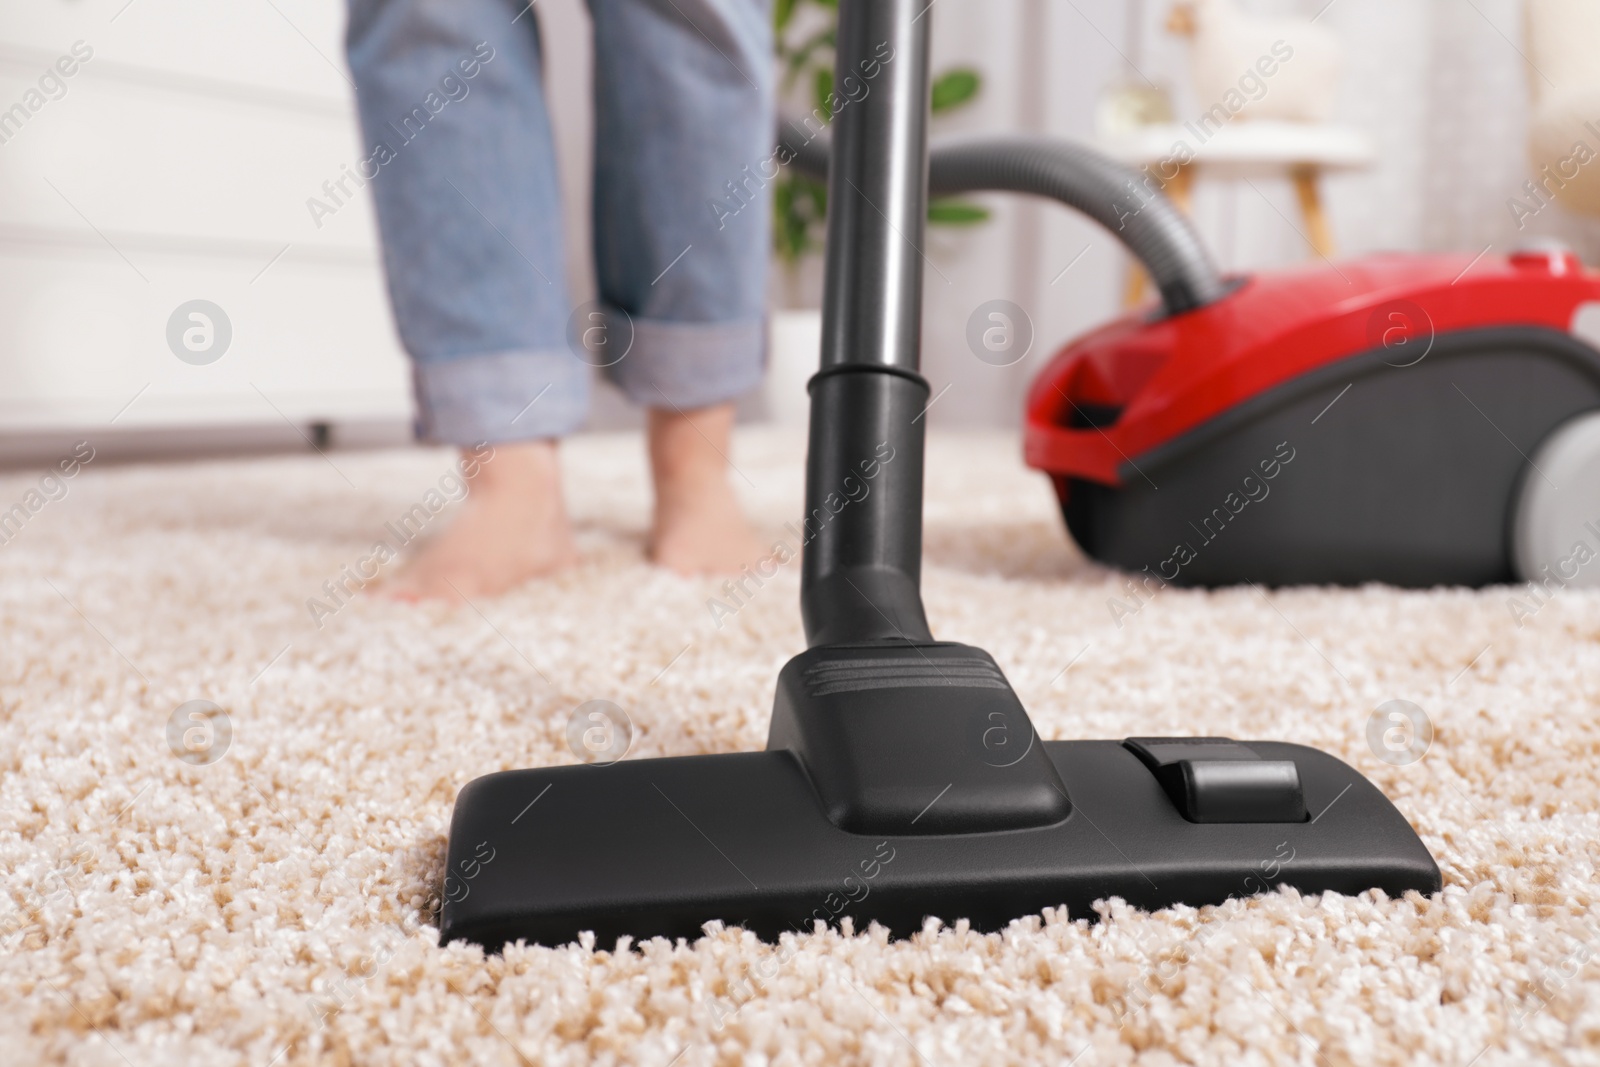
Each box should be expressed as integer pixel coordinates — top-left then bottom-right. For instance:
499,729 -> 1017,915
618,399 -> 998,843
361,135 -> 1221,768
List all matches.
783,27 -> 836,91
804,178 -> 827,216
927,198 -> 991,225
772,179 -> 804,263
813,67 -> 834,116
772,175 -> 829,263
773,4 -> 990,256
930,68 -> 980,113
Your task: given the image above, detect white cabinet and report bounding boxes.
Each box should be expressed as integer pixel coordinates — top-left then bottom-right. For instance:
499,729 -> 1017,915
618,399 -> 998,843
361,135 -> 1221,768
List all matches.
0,0 -> 412,436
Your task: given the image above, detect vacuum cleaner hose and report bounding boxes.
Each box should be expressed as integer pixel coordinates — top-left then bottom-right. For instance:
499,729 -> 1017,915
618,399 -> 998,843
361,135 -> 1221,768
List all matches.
778,126 -> 1228,316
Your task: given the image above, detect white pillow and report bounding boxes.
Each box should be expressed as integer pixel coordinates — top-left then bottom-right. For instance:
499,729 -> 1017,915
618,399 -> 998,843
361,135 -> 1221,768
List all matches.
1188,0 -> 1344,124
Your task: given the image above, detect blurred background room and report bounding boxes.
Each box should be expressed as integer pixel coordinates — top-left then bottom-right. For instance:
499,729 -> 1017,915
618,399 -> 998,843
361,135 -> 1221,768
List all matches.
1,0 -> 1591,463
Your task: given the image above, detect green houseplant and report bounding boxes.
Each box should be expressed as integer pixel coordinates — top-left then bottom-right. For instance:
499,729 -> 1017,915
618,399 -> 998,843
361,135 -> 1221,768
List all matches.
772,0 -> 989,264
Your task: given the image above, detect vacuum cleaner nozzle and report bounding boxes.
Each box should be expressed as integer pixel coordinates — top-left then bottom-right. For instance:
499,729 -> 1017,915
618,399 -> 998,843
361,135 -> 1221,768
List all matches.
441,642 -> 1438,950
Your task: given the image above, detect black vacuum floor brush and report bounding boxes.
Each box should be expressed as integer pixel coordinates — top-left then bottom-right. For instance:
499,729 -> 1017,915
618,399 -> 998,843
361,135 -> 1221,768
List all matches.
439,0 -> 1439,951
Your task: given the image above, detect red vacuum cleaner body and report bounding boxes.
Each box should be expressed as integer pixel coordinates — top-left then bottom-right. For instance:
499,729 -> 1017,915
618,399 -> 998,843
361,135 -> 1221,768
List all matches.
1026,248 -> 1600,586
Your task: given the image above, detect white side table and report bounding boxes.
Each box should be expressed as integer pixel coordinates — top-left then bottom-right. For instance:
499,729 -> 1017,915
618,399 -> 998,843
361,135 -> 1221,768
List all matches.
1097,121 -> 1375,304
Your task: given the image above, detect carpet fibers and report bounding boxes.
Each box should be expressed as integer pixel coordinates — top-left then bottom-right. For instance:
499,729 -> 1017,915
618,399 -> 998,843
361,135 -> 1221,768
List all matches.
2,429 -> 1598,1066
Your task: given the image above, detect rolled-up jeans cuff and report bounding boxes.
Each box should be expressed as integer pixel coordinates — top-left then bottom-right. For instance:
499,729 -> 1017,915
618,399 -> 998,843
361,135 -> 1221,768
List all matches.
602,314 -> 766,411
411,349 -> 589,445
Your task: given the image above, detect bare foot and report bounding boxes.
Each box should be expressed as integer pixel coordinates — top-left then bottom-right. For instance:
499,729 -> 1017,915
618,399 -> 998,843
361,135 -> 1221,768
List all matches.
647,403 -> 765,575
387,440 -> 577,601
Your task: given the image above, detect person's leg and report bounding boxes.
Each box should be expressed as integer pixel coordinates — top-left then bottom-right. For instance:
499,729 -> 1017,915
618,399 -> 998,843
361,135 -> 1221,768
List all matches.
646,402 -> 756,572
589,0 -> 774,573
346,0 -> 581,597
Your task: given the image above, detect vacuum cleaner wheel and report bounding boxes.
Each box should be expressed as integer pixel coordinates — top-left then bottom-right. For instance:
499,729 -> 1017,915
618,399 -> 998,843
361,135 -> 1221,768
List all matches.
1512,408 -> 1600,587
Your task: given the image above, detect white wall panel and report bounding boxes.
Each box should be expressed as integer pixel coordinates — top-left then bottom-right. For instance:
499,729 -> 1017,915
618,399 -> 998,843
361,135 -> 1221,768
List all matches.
0,0 -> 412,441
3,0 -> 351,102
0,245 -> 406,429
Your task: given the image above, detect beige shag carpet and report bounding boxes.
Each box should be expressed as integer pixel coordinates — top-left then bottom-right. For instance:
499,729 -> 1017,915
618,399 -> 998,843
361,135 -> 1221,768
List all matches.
3,427 -> 1599,1066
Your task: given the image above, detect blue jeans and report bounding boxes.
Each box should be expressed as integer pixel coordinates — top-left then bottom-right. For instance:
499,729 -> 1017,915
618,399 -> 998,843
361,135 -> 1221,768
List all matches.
345,0 -> 774,444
